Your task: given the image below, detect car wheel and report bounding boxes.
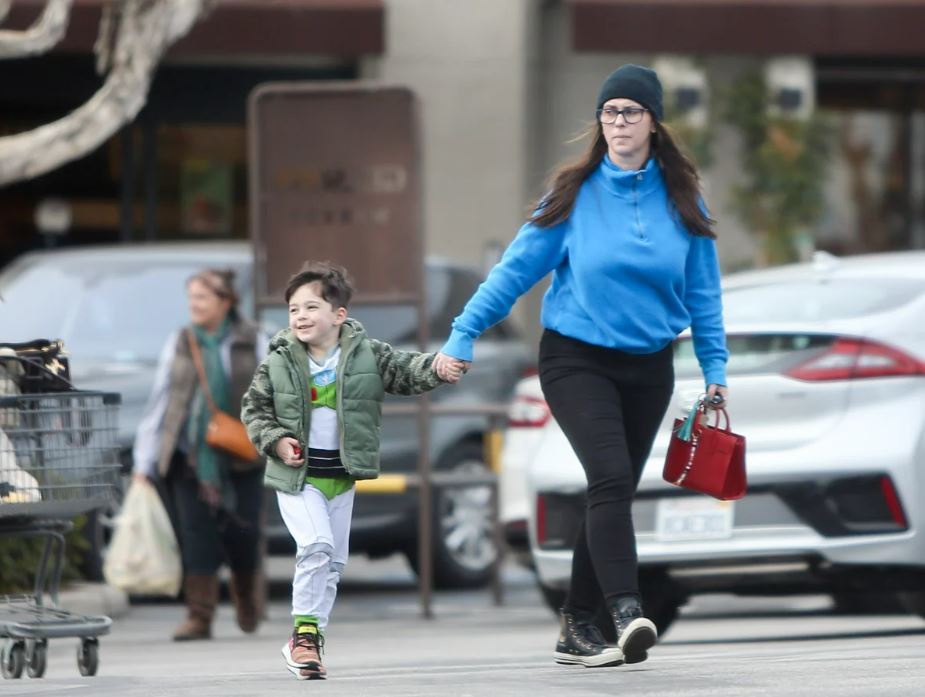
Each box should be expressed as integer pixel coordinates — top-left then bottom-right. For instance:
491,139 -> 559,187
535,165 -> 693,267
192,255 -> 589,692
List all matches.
536,569 -> 684,639
638,568 -> 685,638
406,441 -> 497,589
538,582 -> 566,614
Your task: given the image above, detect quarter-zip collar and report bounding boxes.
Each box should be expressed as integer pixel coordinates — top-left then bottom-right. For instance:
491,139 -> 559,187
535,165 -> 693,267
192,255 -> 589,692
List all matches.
592,155 -> 663,199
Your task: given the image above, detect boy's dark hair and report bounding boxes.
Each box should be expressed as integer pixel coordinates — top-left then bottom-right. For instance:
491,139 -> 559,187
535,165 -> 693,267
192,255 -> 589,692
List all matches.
284,260 -> 354,309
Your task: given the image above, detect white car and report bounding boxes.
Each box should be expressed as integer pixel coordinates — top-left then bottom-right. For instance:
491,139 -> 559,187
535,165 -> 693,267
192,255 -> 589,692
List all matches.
501,250 -> 925,635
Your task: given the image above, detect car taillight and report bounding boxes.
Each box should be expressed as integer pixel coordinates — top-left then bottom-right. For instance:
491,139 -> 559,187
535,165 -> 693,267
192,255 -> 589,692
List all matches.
507,395 -> 551,428
786,338 -> 925,381
535,494 -> 547,545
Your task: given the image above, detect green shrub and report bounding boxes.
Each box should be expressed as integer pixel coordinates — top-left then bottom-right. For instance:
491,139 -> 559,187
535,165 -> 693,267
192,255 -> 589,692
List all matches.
0,515 -> 90,594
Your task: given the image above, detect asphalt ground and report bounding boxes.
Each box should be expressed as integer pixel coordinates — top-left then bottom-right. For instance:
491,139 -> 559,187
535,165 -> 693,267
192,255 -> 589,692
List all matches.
5,556 -> 925,696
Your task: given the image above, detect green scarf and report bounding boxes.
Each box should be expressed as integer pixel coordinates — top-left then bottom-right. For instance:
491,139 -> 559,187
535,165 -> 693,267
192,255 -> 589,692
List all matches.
187,317 -> 234,508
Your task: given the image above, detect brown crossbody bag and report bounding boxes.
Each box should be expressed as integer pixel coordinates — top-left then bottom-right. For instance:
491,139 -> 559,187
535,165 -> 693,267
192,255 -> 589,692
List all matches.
186,328 -> 260,464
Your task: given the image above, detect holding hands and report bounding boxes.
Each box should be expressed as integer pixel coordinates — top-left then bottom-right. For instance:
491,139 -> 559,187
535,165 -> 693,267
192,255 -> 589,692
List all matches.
433,352 -> 470,384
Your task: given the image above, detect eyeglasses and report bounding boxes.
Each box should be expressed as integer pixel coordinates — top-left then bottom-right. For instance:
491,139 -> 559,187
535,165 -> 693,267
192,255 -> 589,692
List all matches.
596,107 -> 648,125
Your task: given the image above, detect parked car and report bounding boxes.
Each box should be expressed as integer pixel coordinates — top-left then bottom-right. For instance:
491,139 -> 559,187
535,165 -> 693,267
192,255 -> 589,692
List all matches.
501,250 -> 925,635
0,242 -> 532,588
499,370 -> 547,568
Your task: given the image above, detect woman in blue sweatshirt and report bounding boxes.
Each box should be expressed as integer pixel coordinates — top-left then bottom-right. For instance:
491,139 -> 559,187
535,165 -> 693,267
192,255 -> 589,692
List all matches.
434,65 -> 729,668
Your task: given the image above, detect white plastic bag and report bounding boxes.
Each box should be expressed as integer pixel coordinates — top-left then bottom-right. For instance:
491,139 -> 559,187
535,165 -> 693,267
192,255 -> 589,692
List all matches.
103,478 -> 182,596
0,429 -> 41,503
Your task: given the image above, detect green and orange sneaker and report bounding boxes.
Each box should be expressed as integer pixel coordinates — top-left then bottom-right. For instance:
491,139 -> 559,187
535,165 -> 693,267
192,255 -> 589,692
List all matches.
281,625 -> 326,680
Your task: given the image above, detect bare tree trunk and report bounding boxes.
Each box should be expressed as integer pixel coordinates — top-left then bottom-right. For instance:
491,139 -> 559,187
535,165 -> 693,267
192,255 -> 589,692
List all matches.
0,0 -> 210,186
0,0 -> 72,58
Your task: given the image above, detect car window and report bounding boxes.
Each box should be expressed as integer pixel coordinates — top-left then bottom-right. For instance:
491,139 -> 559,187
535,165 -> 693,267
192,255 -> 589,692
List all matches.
674,333 -> 837,379
445,267 -> 518,341
351,266 -> 451,344
259,265 -> 519,343
722,279 -> 925,324
669,277 -> 925,379
0,258 -> 249,363
260,273 -> 443,342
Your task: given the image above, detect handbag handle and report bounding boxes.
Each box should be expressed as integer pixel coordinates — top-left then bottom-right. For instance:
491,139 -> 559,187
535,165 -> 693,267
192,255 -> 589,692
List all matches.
701,405 -> 731,432
186,328 -> 219,416
676,398 -> 731,442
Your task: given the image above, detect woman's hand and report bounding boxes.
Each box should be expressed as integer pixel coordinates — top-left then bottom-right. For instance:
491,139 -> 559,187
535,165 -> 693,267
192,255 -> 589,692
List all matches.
433,352 -> 470,384
274,437 -> 305,467
705,384 -> 729,409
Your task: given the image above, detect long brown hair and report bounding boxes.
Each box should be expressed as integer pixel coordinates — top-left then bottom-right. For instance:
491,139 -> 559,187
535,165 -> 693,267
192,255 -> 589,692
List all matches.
529,121 -> 715,238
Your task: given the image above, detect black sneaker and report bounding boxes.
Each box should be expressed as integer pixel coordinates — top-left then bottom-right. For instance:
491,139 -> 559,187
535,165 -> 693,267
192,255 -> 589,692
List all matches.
609,596 -> 657,665
553,610 -> 624,667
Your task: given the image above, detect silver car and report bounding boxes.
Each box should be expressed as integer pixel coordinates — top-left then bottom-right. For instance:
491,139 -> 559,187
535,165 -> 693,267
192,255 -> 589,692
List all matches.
0,242 -> 532,588
504,250 -> 925,635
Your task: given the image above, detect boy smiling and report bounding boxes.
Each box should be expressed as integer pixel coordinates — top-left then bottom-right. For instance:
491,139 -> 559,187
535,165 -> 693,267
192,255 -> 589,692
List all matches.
241,261 -> 463,679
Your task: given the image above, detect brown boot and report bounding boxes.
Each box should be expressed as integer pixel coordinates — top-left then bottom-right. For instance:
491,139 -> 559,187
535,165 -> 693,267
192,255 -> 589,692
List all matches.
229,569 -> 261,634
172,575 -> 218,641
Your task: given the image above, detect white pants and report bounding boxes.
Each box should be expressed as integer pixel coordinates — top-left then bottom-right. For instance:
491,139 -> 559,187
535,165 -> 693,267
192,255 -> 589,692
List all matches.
276,485 -> 355,630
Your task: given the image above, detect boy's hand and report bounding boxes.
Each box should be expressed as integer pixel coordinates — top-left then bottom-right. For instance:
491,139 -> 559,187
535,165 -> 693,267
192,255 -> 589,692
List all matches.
434,352 -> 470,383
274,437 -> 305,467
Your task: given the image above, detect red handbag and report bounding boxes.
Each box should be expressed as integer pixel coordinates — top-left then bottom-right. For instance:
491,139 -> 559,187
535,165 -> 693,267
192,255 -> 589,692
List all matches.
663,400 -> 747,501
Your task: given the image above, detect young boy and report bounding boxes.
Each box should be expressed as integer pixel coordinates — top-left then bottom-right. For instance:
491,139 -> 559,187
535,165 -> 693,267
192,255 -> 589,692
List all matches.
241,261 -> 463,680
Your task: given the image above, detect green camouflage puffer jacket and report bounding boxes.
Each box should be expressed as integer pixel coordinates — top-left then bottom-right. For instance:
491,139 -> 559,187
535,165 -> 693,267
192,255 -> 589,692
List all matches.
241,318 -> 444,493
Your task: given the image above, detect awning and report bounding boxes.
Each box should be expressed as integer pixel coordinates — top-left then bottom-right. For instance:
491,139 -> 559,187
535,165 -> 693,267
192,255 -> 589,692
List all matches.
568,0 -> 925,55
5,0 -> 384,58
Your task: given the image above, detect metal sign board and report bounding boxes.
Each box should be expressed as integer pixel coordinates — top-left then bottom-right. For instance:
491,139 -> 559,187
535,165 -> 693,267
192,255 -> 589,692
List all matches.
248,83 -> 422,307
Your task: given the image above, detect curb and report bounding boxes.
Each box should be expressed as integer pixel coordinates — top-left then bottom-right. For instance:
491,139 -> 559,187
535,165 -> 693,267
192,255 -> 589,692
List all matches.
56,582 -> 130,619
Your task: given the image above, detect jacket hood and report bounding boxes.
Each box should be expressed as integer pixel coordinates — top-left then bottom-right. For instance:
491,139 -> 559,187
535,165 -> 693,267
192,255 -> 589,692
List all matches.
268,317 -> 367,352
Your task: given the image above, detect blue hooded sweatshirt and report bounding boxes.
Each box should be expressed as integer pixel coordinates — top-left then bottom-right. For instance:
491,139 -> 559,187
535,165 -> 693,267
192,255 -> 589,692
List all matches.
441,156 -> 728,387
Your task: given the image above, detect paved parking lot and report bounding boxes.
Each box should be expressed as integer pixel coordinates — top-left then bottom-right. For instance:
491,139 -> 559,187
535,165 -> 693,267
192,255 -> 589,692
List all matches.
6,557 -> 925,696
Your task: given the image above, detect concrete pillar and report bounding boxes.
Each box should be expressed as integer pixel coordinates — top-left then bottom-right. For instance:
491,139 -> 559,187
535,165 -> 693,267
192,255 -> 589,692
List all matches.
363,0 -> 536,270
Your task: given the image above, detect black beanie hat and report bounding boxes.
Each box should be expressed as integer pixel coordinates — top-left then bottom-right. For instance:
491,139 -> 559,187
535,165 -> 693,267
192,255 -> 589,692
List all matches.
596,64 -> 664,122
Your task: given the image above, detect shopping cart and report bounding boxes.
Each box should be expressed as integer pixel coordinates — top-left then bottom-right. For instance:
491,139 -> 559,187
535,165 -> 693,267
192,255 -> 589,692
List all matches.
1,383 -> 122,679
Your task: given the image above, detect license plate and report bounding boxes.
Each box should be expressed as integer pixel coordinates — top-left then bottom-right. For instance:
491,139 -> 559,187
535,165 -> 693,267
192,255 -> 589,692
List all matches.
655,497 -> 734,542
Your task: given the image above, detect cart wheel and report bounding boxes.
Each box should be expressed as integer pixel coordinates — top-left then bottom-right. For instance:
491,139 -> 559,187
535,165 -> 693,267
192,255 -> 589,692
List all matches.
77,638 -> 99,677
1,641 -> 25,679
26,640 -> 47,679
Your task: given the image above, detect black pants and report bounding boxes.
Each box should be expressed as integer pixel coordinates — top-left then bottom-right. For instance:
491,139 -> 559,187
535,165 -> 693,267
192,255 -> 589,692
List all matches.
167,453 -> 264,575
538,330 -> 674,612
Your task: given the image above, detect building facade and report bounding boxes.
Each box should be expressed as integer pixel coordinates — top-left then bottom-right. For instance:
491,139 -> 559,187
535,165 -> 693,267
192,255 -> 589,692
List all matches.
2,0 -> 924,344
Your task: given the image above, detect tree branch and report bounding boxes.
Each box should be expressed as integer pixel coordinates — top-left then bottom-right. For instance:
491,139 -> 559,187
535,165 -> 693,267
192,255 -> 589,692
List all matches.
0,0 -> 209,186
0,0 -> 72,58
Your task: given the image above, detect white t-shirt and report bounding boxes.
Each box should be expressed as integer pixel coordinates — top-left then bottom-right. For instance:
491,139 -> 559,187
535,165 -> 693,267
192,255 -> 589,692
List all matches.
308,346 -> 340,451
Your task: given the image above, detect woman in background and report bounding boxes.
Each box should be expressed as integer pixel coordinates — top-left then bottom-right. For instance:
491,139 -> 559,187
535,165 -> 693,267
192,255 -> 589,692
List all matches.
133,268 -> 267,641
